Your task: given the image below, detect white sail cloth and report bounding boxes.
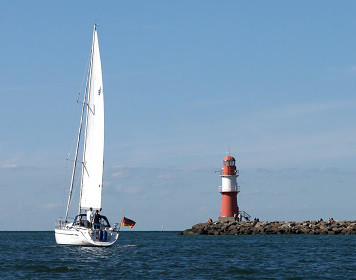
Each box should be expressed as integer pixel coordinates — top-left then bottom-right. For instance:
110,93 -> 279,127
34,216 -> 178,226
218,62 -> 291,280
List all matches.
80,27 -> 104,210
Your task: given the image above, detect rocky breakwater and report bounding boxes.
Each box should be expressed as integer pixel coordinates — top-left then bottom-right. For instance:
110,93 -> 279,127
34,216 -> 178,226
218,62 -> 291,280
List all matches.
181,220 -> 356,235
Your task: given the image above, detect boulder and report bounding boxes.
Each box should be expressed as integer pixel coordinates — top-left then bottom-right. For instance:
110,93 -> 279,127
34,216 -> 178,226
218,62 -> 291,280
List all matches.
181,220 -> 356,235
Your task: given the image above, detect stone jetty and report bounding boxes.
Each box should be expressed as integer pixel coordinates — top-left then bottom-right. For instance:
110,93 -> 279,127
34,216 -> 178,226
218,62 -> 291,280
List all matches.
181,220 -> 356,235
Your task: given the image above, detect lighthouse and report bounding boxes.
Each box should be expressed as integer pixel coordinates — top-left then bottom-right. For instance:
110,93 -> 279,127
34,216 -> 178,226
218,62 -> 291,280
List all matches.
218,155 -> 240,222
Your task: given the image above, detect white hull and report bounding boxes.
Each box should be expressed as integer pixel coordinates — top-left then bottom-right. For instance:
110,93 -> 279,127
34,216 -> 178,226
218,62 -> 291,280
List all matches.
55,226 -> 119,247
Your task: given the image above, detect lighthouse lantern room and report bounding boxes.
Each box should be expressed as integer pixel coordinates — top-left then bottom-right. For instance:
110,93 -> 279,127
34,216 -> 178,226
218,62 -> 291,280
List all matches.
218,155 -> 240,222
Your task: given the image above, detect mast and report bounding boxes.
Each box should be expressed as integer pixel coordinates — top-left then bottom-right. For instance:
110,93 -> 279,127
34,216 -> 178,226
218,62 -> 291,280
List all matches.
64,82 -> 88,223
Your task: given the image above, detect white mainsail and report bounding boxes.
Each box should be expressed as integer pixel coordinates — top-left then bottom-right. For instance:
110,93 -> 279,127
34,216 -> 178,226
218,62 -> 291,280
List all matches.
80,26 -> 104,210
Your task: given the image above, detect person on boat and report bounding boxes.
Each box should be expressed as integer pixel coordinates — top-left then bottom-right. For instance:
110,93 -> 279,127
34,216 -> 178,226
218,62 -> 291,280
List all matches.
93,210 -> 101,229
86,207 -> 93,227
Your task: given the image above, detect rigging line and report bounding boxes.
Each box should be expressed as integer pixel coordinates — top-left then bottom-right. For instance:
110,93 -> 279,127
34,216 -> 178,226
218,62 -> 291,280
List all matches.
65,172 -> 81,220
67,49 -> 92,161
62,157 -> 69,218
71,174 -> 81,202
82,161 -> 89,177
66,159 -> 84,164
66,132 -> 76,161
64,77 -> 87,223
64,35 -> 93,221
78,47 -> 93,98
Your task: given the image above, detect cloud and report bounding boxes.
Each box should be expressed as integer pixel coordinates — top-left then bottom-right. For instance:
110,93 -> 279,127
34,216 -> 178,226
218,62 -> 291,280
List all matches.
156,173 -> 176,180
109,164 -> 183,180
39,203 -> 60,209
115,185 -> 143,195
110,165 -> 137,178
247,167 -> 356,176
112,171 -> 130,178
261,100 -> 356,120
0,163 -> 44,171
348,65 -> 356,73
0,163 -> 45,171
272,191 -> 287,196
158,189 -> 171,197
0,164 -> 18,170
291,204 -> 310,210
327,65 -> 356,75
243,190 -> 264,196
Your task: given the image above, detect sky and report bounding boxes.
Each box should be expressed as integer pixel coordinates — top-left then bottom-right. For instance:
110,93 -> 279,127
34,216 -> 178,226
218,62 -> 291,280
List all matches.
0,1 -> 355,230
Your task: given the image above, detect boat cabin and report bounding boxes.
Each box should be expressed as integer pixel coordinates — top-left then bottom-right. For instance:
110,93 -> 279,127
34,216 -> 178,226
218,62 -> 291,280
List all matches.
73,214 -> 111,228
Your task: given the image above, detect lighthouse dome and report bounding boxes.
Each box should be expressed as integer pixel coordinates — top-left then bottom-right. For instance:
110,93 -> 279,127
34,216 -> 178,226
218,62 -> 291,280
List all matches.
224,156 -> 235,161
223,156 -> 236,170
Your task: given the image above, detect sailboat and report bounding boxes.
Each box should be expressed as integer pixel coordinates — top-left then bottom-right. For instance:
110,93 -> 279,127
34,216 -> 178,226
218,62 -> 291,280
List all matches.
55,24 -> 119,246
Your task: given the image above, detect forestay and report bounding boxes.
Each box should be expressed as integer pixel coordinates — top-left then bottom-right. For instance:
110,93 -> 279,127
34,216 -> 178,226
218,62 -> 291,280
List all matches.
80,26 -> 104,210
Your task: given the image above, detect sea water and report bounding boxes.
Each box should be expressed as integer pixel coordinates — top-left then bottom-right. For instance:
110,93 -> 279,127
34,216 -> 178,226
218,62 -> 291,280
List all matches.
0,231 -> 355,279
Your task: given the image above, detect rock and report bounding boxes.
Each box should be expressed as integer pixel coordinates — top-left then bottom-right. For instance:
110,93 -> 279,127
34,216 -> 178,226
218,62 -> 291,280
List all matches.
228,227 -> 238,235
196,228 -> 205,234
181,220 -> 356,235
192,223 -> 205,230
181,230 -> 195,235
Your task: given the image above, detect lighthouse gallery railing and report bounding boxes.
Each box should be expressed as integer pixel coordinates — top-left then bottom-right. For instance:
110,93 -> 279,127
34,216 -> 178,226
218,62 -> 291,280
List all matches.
218,185 -> 240,193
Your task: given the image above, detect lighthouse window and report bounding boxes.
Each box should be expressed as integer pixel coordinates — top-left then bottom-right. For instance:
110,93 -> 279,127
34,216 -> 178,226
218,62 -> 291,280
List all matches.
230,161 -> 235,166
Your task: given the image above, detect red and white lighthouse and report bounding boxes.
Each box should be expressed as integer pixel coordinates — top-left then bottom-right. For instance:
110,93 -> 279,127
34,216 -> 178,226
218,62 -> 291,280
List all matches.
218,155 -> 240,222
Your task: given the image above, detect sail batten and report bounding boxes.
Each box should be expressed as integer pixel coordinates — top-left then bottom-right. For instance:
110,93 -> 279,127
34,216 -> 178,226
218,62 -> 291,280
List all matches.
80,26 -> 104,210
